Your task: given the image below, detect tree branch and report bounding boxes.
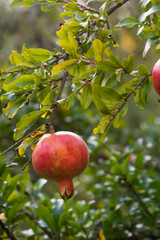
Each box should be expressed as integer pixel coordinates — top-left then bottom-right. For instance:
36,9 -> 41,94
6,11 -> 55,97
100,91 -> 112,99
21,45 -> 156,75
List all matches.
47,54 -> 69,127
64,0 -> 99,14
22,156 -> 32,170
0,219 -> 18,240
0,125 -> 43,156
22,209 -> 55,240
107,0 -> 130,16
105,73 -> 152,130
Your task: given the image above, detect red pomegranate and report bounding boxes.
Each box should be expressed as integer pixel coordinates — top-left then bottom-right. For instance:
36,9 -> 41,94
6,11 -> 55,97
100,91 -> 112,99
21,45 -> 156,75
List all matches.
152,59 -> 160,95
32,131 -> 89,199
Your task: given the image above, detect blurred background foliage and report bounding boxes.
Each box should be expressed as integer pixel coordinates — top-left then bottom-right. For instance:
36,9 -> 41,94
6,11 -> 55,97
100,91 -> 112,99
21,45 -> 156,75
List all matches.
1,0 -> 160,239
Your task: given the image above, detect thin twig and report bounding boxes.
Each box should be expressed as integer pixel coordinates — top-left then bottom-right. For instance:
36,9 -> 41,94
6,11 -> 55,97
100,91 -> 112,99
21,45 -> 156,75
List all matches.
47,54 -> 69,126
107,0 -> 129,16
0,125 -> 42,156
0,219 -> 18,240
22,156 -> 32,171
91,0 -> 129,27
64,0 -> 99,14
76,71 -> 103,94
105,74 -> 151,130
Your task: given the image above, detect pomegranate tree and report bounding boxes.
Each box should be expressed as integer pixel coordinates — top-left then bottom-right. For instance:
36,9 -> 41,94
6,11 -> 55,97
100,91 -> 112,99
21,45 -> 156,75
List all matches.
32,131 -> 89,199
152,59 -> 160,95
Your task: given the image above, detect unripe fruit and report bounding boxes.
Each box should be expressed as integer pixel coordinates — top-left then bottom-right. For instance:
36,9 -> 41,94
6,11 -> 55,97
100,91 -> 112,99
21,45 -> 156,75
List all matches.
152,59 -> 160,95
32,131 -> 89,199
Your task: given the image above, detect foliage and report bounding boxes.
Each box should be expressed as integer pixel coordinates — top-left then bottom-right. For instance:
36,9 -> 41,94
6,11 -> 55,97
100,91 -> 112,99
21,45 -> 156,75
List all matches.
0,0 -> 160,239
1,118 -> 160,239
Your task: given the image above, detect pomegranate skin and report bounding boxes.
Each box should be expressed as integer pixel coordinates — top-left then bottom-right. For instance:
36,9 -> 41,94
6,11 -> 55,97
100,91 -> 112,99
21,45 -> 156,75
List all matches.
152,59 -> 160,95
32,131 -> 89,199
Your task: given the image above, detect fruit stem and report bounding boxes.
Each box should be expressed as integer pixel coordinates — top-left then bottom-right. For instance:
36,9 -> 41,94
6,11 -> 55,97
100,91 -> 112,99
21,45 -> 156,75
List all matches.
45,123 -> 55,133
57,178 -> 74,200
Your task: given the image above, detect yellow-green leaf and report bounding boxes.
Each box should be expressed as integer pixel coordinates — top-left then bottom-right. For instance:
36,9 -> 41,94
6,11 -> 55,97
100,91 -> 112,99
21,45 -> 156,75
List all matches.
93,39 -> 104,62
9,51 -> 36,67
51,59 -> 78,76
18,137 -> 37,156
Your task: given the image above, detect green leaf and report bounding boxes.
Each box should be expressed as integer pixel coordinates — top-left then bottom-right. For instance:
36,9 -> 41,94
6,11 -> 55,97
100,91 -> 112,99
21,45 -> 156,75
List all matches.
10,0 -> 44,7
80,83 -> 92,109
68,60 -> 88,78
114,17 -> 139,30
6,195 -> 28,222
134,78 -> 151,110
140,0 -> 150,8
110,161 -> 122,175
2,175 -> 22,204
10,0 -> 25,7
99,1 -> 111,14
51,59 -> 78,76
1,92 -> 19,103
17,137 -> 37,156
122,54 -> 135,73
138,64 -> 149,76
56,27 -> 68,41
105,73 -> 118,88
139,6 -> 160,22
143,38 -> 158,57
96,60 -> 119,72
41,2 -> 56,12
3,74 -> 34,92
0,160 -> 6,177
22,44 -> 54,63
59,211 -> 72,230
80,68 -> 97,79
57,32 -> 79,57
93,86 -> 122,102
64,2 -> 80,11
134,153 -> 144,169
63,23 -> 84,32
68,32 -> 79,56
2,97 -> 26,119
92,95 -> 110,116
113,103 -> 128,128
66,92 -> 78,110
121,154 -> 130,175
105,48 -> 121,66
118,78 -> 140,96
93,115 -> 112,135
93,39 -> 104,62
36,205 -> 57,233
41,91 -> 53,106
13,109 -> 46,140
92,72 -> 104,86
100,29 -> 112,40
52,199 -> 64,231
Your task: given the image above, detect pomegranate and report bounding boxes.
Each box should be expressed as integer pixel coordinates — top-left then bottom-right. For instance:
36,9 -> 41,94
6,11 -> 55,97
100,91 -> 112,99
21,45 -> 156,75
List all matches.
32,131 -> 89,199
152,59 -> 160,95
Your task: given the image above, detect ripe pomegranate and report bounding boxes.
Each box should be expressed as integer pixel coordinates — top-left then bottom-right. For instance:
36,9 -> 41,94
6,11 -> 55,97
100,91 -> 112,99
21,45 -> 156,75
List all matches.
32,131 -> 89,199
152,59 -> 160,95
